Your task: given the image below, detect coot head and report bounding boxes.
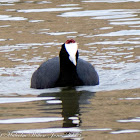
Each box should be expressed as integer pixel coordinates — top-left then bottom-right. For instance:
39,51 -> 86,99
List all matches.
60,39 -> 79,67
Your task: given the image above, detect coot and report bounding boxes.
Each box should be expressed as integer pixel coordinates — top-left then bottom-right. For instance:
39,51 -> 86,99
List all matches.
31,39 -> 99,89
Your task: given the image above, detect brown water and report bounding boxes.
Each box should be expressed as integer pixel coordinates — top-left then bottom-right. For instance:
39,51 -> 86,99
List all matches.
0,0 -> 140,139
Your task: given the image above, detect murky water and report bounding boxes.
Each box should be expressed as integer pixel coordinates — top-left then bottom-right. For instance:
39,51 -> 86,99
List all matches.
0,0 -> 140,139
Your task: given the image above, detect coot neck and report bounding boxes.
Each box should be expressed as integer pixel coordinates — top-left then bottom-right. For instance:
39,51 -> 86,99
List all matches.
59,47 -> 79,77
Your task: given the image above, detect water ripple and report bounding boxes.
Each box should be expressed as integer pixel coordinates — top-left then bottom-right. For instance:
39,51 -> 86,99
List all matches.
111,129 -> 140,134
95,30 -> 140,36
0,15 -> 27,21
0,97 -> 55,104
0,117 -> 63,124
85,40 -> 140,45
0,0 -> 19,3
13,127 -> 112,134
39,31 -> 77,36
59,9 -> 139,18
117,117 -> 140,123
82,0 -> 140,3
17,7 -> 82,13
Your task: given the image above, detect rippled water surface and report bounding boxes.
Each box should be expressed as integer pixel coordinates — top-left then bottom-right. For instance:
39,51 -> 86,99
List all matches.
0,0 -> 140,139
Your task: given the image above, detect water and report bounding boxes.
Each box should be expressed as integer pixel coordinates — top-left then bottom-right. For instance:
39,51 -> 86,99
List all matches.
0,0 -> 140,139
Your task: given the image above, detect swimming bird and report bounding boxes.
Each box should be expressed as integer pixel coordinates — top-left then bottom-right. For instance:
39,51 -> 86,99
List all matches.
31,39 -> 99,89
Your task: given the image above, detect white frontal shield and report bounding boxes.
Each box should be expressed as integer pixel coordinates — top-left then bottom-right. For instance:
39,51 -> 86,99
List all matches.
65,43 -> 78,65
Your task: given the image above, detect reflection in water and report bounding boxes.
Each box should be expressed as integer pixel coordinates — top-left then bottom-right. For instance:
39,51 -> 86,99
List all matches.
39,88 -> 95,129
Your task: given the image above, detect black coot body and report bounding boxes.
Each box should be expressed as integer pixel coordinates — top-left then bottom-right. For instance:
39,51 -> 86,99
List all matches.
31,40 -> 99,89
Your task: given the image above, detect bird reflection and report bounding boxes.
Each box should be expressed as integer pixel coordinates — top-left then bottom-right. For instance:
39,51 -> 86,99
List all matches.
38,87 -> 95,129
60,88 -> 81,128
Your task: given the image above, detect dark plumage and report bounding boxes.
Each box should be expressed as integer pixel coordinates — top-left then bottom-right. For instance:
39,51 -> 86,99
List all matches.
31,39 -> 99,89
